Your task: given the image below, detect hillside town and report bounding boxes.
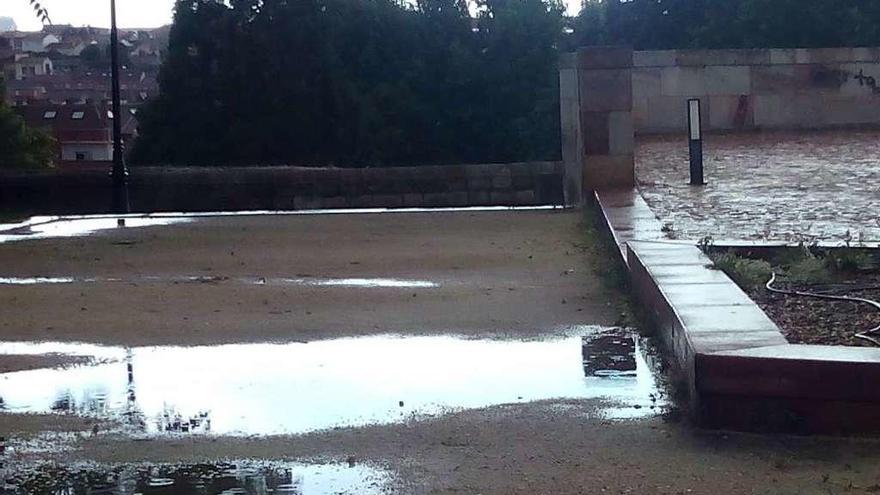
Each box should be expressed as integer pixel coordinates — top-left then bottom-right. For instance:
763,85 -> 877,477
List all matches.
0,23 -> 166,167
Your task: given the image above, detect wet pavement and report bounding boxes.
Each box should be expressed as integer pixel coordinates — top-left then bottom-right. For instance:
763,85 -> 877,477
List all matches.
0,206 -> 558,245
0,329 -> 666,437
0,216 -> 193,243
637,130 -> 880,242
0,209 -> 685,493
0,276 -> 439,289
0,461 -> 389,495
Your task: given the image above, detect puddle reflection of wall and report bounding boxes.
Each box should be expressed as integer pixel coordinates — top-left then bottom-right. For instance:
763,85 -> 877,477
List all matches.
581,333 -> 637,377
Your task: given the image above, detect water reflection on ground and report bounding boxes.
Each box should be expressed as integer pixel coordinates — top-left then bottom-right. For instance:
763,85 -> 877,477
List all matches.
0,207 -> 560,244
0,330 -> 665,435
0,217 -> 193,243
0,461 -> 389,495
0,275 -> 439,289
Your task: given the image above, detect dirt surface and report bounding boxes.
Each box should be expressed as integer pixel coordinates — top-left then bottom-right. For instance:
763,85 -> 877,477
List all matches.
750,275 -> 880,346
0,354 -> 93,374
0,210 -> 622,347
1,413 -> 103,437
4,210 -> 880,494
6,402 -> 880,494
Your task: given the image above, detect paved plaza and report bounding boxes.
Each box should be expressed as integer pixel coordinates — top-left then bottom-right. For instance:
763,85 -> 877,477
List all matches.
637,130 -> 880,243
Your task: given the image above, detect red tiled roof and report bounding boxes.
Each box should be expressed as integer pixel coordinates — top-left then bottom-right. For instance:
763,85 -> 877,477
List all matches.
16,103 -> 111,144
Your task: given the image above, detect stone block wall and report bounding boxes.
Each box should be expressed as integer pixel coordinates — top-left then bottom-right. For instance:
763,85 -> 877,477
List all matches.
0,162 -> 564,215
559,46 -> 635,201
633,47 -> 880,133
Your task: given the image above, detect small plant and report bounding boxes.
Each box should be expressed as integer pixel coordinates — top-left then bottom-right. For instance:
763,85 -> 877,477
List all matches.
785,256 -> 831,283
696,235 -> 714,251
710,251 -> 773,290
825,248 -> 872,273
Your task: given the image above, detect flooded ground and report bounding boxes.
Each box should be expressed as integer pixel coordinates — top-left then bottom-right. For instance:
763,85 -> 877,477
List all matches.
0,330 -> 666,437
0,216 -> 193,244
4,210 -> 880,494
0,206 -> 557,245
0,210 -> 626,347
1,461 -> 390,495
637,130 -> 880,243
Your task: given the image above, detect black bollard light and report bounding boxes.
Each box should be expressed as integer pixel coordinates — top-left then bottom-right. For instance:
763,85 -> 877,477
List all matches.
687,98 -> 705,186
110,0 -> 130,213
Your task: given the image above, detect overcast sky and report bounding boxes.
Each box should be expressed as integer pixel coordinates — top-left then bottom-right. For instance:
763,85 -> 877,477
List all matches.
8,0 -> 176,31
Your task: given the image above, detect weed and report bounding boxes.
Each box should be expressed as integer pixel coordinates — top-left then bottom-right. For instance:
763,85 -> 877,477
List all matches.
825,248 -> 873,273
786,256 -> 832,283
710,250 -> 773,290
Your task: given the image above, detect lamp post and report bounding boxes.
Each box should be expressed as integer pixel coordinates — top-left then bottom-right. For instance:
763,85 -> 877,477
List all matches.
110,0 -> 130,213
687,98 -> 705,186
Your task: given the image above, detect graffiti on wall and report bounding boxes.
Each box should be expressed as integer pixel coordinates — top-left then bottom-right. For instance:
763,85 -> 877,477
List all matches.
854,69 -> 880,94
811,67 -> 880,94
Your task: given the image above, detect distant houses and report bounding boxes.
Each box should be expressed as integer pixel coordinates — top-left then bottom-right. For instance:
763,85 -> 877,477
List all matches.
5,54 -> 53,79
15,103 -> 138,167
1,24 -> 166,166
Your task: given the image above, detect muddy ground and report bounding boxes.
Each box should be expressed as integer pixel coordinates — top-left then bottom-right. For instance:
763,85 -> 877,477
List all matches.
0,210 -> 624,347
6,402 -> 880,494
2,209 -> 880,494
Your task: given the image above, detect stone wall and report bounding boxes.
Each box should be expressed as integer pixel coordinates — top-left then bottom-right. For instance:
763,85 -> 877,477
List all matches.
0,162 -> 564,215
559,46 -> 636,204
633,47 -> 880,133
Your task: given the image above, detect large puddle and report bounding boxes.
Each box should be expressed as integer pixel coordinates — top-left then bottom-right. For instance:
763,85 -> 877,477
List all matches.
1,461 -> 389,495
0,330 -> 665,436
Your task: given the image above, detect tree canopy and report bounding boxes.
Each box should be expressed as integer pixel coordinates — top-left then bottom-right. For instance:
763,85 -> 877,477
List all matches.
575,0 -> 880,50
0,79 -> 56,169
131,0 -> 564,166
132,0 -> 880,167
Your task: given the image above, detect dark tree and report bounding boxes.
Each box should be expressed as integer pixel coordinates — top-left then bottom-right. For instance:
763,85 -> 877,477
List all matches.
0,79 -> 56,169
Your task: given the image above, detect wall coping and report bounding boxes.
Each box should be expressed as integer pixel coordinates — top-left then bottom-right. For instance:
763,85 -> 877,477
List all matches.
0,161 -> 564,179
595,188 -> 880,434
560,46 -> 634,70
633,46 -> 880,68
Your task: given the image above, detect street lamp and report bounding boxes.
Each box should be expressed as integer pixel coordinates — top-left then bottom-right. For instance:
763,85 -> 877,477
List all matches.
687,98 -> 705,186
110,0 -> 130,213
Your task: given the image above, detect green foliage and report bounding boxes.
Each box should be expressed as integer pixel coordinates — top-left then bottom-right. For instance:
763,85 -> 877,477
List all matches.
825,248 -> 873,273
0,79 -> 56,169
710,251 -> 773,290
785,256 -> 832,283
131,0 -> 564,167
131,0 -> 880,166
572,0 -> 880,50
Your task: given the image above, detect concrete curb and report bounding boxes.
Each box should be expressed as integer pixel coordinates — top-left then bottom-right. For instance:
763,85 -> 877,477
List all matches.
596,188 -> 880,435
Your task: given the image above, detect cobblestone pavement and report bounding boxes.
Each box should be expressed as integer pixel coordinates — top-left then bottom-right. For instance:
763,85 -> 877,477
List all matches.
637,131 -> 880,242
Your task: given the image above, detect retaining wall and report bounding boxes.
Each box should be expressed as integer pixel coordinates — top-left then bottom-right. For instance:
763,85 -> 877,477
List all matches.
633,47 -> 880,133
596,188 -> 880,435
0,162 -> 564,215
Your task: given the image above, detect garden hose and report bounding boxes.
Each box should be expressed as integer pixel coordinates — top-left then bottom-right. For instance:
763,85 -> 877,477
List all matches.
766,273 -> 880,347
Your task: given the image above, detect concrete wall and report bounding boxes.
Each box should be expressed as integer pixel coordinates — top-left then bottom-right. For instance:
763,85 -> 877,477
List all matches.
633,47 -> 880,133
0,162 -> 564,215
559,46 -> 635,202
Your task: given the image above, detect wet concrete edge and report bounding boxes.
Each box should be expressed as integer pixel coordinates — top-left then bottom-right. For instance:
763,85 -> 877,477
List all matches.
594,188 -> 880,435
